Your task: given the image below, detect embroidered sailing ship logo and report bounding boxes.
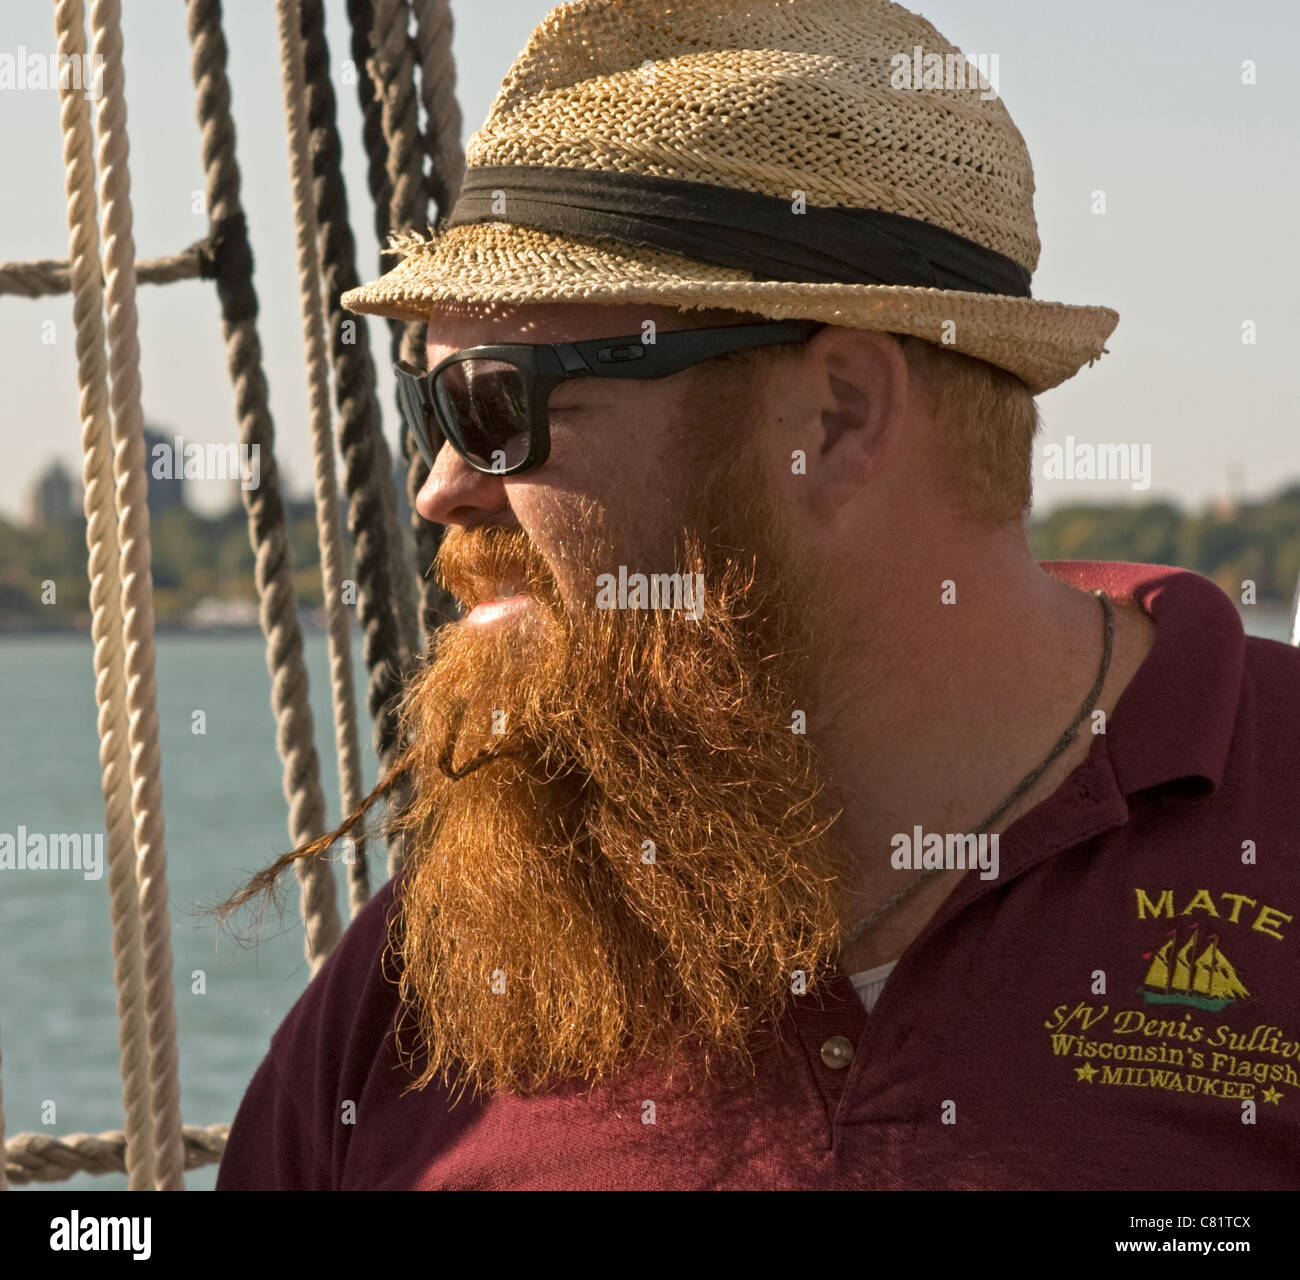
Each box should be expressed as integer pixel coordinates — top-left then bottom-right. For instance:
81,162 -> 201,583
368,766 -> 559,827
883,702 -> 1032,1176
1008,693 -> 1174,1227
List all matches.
1140,922 -> 1249,1012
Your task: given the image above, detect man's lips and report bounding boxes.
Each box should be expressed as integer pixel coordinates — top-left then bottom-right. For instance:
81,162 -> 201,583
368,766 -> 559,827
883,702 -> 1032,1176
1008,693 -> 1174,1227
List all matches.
465,592 -> 531,625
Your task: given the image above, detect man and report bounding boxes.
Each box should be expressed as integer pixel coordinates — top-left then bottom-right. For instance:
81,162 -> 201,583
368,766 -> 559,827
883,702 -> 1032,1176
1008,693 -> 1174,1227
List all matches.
217,0 -> 1300,1189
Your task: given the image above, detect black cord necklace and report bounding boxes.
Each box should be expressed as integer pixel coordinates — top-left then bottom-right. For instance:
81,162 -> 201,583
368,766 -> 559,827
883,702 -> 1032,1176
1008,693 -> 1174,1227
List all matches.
842,588 -> 1114,948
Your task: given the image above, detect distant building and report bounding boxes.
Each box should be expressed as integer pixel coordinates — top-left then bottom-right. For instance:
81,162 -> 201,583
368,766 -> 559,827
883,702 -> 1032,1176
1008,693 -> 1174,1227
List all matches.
26,460 -> 80,529
1214,463 -> 1244,521
142,426 -> 187,516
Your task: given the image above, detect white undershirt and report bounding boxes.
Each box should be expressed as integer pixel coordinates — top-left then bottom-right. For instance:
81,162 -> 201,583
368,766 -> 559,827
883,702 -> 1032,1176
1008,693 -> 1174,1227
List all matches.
848,959 -> 898,1014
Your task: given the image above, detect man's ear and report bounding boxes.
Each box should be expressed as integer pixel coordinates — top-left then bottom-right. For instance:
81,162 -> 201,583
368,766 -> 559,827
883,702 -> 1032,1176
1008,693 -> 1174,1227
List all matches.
806,328 -> 911,494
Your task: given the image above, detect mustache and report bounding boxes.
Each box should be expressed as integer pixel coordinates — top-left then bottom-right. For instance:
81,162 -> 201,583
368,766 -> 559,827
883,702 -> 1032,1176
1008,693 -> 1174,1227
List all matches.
435,524 -> 564,614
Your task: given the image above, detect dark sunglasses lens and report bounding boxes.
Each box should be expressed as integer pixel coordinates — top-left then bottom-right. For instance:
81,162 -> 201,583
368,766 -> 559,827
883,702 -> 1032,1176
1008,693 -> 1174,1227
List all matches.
434,359 -> 532,473
395,373 -> 438,467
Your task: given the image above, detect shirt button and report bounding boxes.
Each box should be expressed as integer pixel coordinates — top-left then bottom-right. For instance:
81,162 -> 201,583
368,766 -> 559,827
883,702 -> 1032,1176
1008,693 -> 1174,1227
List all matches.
820,1035 -> 855,1069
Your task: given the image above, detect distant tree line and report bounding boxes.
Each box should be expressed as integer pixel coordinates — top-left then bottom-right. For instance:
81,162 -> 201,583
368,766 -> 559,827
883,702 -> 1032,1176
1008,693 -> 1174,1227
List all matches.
0,503 -> 385,630
1,484 -> 1298,629
1027,484 -> 1300,606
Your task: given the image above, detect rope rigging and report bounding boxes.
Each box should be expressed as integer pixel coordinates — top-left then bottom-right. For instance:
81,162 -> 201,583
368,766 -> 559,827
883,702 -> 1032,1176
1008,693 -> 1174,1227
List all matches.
276,0 -> 368,921
300,0 -> 414,890
53,0 -> 157,1190
1,0 -> 465,1188
187,0 -> 344,975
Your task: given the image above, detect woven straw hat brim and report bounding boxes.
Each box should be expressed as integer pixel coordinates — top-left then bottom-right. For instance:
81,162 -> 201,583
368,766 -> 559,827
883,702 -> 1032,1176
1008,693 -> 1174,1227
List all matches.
342,221 -> 1117,395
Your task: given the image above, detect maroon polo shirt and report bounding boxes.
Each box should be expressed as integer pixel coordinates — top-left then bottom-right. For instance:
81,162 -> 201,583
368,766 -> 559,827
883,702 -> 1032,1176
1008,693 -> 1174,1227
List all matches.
216,562 -> 1300,1190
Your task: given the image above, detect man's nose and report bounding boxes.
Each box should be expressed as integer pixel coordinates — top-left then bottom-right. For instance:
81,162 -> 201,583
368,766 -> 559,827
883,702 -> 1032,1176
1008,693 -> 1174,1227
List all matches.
414,439 -> 510,527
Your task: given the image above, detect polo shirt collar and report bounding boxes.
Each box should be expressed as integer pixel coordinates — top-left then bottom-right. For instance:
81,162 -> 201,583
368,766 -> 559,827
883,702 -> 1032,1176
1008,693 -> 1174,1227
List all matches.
1040,561 -> 1244,799
804,564 -> 1251,1113
864,562 -> 1247,973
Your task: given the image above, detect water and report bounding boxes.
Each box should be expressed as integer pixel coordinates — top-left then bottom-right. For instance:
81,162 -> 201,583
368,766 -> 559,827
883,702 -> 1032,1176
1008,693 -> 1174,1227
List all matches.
0,629 -> 380,1192
1,606 -> 1293,1192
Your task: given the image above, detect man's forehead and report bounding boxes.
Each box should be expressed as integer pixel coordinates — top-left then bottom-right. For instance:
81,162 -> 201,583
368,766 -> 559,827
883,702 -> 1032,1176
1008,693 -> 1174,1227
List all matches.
424,301 -> 755,353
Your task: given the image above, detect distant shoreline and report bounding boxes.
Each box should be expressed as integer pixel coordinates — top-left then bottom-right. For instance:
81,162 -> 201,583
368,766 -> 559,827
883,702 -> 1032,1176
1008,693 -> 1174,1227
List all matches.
0,604 -> 1291,639
0,611 -> 352,637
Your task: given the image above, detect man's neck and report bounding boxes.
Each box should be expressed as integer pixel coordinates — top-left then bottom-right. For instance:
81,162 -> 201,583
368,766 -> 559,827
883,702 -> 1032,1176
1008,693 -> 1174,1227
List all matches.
806,537 -> 1156,975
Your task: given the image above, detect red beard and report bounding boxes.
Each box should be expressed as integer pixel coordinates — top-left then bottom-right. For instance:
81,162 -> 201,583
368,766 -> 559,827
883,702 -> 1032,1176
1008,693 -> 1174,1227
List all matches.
386,470 -> 853,1099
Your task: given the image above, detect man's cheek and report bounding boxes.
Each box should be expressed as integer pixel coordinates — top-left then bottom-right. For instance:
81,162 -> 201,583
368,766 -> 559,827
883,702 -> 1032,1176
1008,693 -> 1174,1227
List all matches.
530,505 -> 627,613
553,554 -> 602,617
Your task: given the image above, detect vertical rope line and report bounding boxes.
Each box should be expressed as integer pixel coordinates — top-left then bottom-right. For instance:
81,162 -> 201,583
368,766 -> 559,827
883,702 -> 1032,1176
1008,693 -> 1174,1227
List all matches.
346,0 -> 423,676
88,0 -> 185,1191
365,2 -> 439,573
54,0 -> 155,1191
364,0 -> 463,875
276,0 -> 367,916
405,0 -> 463,645
346,0 -> 470,872
343,0 -> 422,886
411,0 -> 464,213
299,0 -> 422,910
185,0 -> 342,969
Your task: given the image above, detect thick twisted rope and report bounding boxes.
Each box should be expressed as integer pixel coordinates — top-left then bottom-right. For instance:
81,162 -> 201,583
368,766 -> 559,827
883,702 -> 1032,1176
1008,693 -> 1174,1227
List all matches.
364,0 -> 436,612
88,0 -> 186,1191
54,0 -> 155,1193
276,0 -> 368,918
186,0 -> 342,968
406,2 -> 468,642
0,241 -> 210,298
300,0 -> 427,908
366,0 -> 425,360
3,1125 -> 229,1186
347,0 -> 427,877
407,0 -> 465,642
362,0 -> 469,858
365,0 -> 455,668
409,0 -> 466,578
412,0 -> 464,215
346,0 -> 423,673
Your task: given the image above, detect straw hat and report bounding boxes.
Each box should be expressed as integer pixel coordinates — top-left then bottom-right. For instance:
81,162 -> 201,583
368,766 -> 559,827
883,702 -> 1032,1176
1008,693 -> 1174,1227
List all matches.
341,0 -> 1118,394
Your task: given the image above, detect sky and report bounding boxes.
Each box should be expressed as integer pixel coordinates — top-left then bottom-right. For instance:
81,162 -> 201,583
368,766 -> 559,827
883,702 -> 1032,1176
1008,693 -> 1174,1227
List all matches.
1,0 -> 1297,522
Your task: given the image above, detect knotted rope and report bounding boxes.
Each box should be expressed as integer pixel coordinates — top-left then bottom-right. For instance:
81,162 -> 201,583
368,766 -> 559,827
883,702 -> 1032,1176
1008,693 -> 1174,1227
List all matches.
4,1125 -> 229,1186
0,241 -> 209,297
186,0 -> 342,968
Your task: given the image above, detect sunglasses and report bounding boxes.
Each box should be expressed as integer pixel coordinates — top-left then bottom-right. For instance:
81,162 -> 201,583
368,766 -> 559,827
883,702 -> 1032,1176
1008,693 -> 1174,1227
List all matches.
393,319 -> 824,476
